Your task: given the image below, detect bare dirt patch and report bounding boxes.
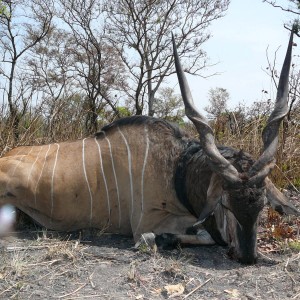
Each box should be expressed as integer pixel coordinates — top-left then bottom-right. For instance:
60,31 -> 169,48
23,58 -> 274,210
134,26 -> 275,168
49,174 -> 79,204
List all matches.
0,191 -> 299,299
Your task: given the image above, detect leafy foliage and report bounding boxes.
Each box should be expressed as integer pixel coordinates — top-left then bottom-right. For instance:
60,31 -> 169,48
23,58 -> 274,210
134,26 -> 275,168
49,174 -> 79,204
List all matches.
153,87 -> 185,123
0,0 -> 7,16
205,87 -> 230,118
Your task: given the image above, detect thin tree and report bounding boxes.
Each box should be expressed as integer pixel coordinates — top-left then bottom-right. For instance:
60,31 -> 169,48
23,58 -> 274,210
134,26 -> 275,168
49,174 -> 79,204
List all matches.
26,27 -> 76,139
205,87 -> 229,118
204,87 -> 230,139
58,0 -> 127,134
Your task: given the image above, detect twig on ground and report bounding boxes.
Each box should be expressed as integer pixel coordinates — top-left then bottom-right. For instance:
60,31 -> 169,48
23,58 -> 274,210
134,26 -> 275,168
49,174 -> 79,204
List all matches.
27,259 -> 62,267
36,261 -> 74,281
285,257 -> 290,269
58,283 -> 87,299
6,245 -> 50,251
65,295 -> 103,299
53,269 -> 72,277
89,271 -> 95,288
292,291 -> 300,299
289,253 -> 300,263
258,250 -> 279,263
183,278 -> 212,299
0,281 -> 22,297
284,257 -> 297,287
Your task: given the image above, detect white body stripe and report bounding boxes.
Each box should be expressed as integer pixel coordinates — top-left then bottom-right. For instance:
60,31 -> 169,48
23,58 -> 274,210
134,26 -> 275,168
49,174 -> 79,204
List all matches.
9,147 -> 26,177
7,155 -> 26,187
82,138 -> 93,225
50,143 -> 60,219
34,144 -> 51,207
11,147 -> 33,177
94,137 -> 111,224
135,125 -> 150,235
27,146 -> 43,187
118,127 -> 134,223
105,134 -> 121,228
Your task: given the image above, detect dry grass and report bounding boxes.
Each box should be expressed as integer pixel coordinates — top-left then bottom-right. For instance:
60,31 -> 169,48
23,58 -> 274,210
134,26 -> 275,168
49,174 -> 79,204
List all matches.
0,231 -> 104,299
213,117 -> 300,189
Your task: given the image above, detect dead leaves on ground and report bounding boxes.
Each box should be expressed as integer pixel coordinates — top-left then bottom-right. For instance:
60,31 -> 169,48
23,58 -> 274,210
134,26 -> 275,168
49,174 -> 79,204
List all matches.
258,207 -> 300,253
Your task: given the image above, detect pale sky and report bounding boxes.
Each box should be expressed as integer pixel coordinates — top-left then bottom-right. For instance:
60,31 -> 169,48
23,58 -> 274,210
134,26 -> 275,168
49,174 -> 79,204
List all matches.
171,0 -> 294,112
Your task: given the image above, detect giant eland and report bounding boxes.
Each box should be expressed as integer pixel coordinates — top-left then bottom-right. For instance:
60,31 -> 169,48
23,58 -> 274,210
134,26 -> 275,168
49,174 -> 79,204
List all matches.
0,29 -> 299,264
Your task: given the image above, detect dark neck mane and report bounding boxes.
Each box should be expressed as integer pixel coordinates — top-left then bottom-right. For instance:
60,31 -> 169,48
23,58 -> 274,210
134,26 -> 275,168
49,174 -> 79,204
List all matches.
175,141 -> 203,217
96,115 -> 184,140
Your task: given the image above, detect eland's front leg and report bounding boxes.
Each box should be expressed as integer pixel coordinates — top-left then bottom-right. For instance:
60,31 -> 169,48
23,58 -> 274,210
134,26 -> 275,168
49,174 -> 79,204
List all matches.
134,214 -> 216,250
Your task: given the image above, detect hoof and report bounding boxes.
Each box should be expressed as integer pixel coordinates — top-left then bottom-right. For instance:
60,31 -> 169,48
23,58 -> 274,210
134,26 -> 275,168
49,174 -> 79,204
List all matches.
134,232 -> 157,251
155,233 -> 180,250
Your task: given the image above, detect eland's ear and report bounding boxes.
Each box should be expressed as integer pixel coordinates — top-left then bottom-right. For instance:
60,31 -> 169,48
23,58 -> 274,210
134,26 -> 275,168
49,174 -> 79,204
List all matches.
198,173 -> 223,221
265,178 -> 300,216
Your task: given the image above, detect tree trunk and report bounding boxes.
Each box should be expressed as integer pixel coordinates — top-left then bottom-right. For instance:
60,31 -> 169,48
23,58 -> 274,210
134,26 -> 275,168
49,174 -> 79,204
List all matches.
148,90 -> 155,116
7,59 -> 20,142
85,99 -> 98,134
